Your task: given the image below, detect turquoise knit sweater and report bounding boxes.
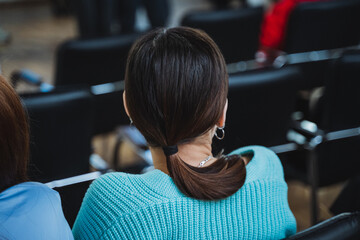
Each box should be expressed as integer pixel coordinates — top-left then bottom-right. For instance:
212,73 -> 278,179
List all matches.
73,146 -> 296,239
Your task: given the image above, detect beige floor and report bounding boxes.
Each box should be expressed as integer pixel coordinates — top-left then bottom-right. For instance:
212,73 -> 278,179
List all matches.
0,2 -> 76,84
0,1 -> 344,232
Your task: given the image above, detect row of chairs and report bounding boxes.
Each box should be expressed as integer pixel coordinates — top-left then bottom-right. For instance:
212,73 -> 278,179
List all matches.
18,44 -> 360,172
16,54 -> 360,240
29,0 -> 358,153
20,49 -> 360,222
182,0 -> 360,63
16,0 -> 359,142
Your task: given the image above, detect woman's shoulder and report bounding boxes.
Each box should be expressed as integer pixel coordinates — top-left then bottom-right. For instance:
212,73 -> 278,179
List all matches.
229,145 -> 285,184
0,182 -> 73,240
0,181 -> 60,208
73,170 -> 176,239
77,170 -> 180,219
86,171 -> 140,200
85,170 -> 176,202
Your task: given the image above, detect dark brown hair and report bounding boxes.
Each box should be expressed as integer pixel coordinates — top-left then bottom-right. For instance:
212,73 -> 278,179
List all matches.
125,27 -> 246,200
0,75 -> 29,192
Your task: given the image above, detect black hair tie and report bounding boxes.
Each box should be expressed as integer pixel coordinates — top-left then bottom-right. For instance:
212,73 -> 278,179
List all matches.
162,145 -> 178,156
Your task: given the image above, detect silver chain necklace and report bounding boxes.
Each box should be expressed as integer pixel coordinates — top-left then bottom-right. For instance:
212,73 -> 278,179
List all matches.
198,155 -> 212,168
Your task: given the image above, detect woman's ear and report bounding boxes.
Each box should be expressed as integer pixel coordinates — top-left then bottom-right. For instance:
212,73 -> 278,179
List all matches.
217,99 -> 228,128
123,91 -> 130,117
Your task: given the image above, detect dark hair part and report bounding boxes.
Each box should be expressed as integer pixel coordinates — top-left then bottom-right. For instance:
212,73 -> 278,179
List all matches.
0,75 -> 29,192
125,27 -> 246,200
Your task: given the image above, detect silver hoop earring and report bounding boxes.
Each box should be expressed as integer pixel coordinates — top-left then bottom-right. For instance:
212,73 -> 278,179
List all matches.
215,126 -> 225,140
129,117 -> 133,126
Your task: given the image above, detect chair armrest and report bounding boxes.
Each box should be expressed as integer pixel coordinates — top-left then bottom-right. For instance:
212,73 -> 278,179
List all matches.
290,120 -> 321,140
11,69 -> 54,92
283,212 -> 360,240
288,119 -> 360,149
45,171 -> 103,189
287,120 -> 324,150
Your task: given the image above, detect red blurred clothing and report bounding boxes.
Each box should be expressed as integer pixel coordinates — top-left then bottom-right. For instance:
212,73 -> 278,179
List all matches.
259,0 -> 324,51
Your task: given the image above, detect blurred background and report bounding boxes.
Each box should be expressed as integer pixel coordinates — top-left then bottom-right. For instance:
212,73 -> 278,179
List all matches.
0,0 -> 211,83
1,0 -> 360,233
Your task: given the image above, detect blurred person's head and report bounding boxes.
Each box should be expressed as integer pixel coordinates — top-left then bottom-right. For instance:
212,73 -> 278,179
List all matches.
124,27 -> 246,200
0,75 -> 29,192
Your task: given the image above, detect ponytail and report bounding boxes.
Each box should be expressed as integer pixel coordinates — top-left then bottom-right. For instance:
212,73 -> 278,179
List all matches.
166,153 -> 246,200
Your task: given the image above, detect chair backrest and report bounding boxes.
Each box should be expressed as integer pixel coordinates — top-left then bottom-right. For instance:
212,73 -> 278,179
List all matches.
315,50 -> 360,186
322,50 -> 360,131
54,34 -> 141,134
181,7 -> 263,63
21,87 -> 94,183
214,66 -> 301,154
55,33 -> 141,86
284,212 -> 360,240
284,0 -> 360,53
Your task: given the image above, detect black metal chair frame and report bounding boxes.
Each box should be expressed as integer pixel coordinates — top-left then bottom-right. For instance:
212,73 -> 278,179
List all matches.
288,121 -> 360,225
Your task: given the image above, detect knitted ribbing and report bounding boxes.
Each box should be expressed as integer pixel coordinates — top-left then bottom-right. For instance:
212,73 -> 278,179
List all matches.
73,146 -> 296,239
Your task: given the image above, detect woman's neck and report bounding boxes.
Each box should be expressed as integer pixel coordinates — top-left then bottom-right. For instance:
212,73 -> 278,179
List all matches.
150,131 -> 216,174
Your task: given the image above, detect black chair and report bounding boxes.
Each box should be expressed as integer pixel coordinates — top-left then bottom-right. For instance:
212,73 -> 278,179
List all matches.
214,66 -> 301,154
21,87 -> 94,183
284,0 -> 360,89
284,50 -> 360,224
284,0 -> 360,54
54,33 -> 142,135
181,7 -> 263,63
315,50 -> 360,185
317,50 -> 360,132
287,50 -> 360,186
283,0 -> 360,90
283,212 -> 360,240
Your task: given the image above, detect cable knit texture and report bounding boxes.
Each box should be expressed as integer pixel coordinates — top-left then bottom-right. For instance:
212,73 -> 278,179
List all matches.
73,146 -> 296,239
